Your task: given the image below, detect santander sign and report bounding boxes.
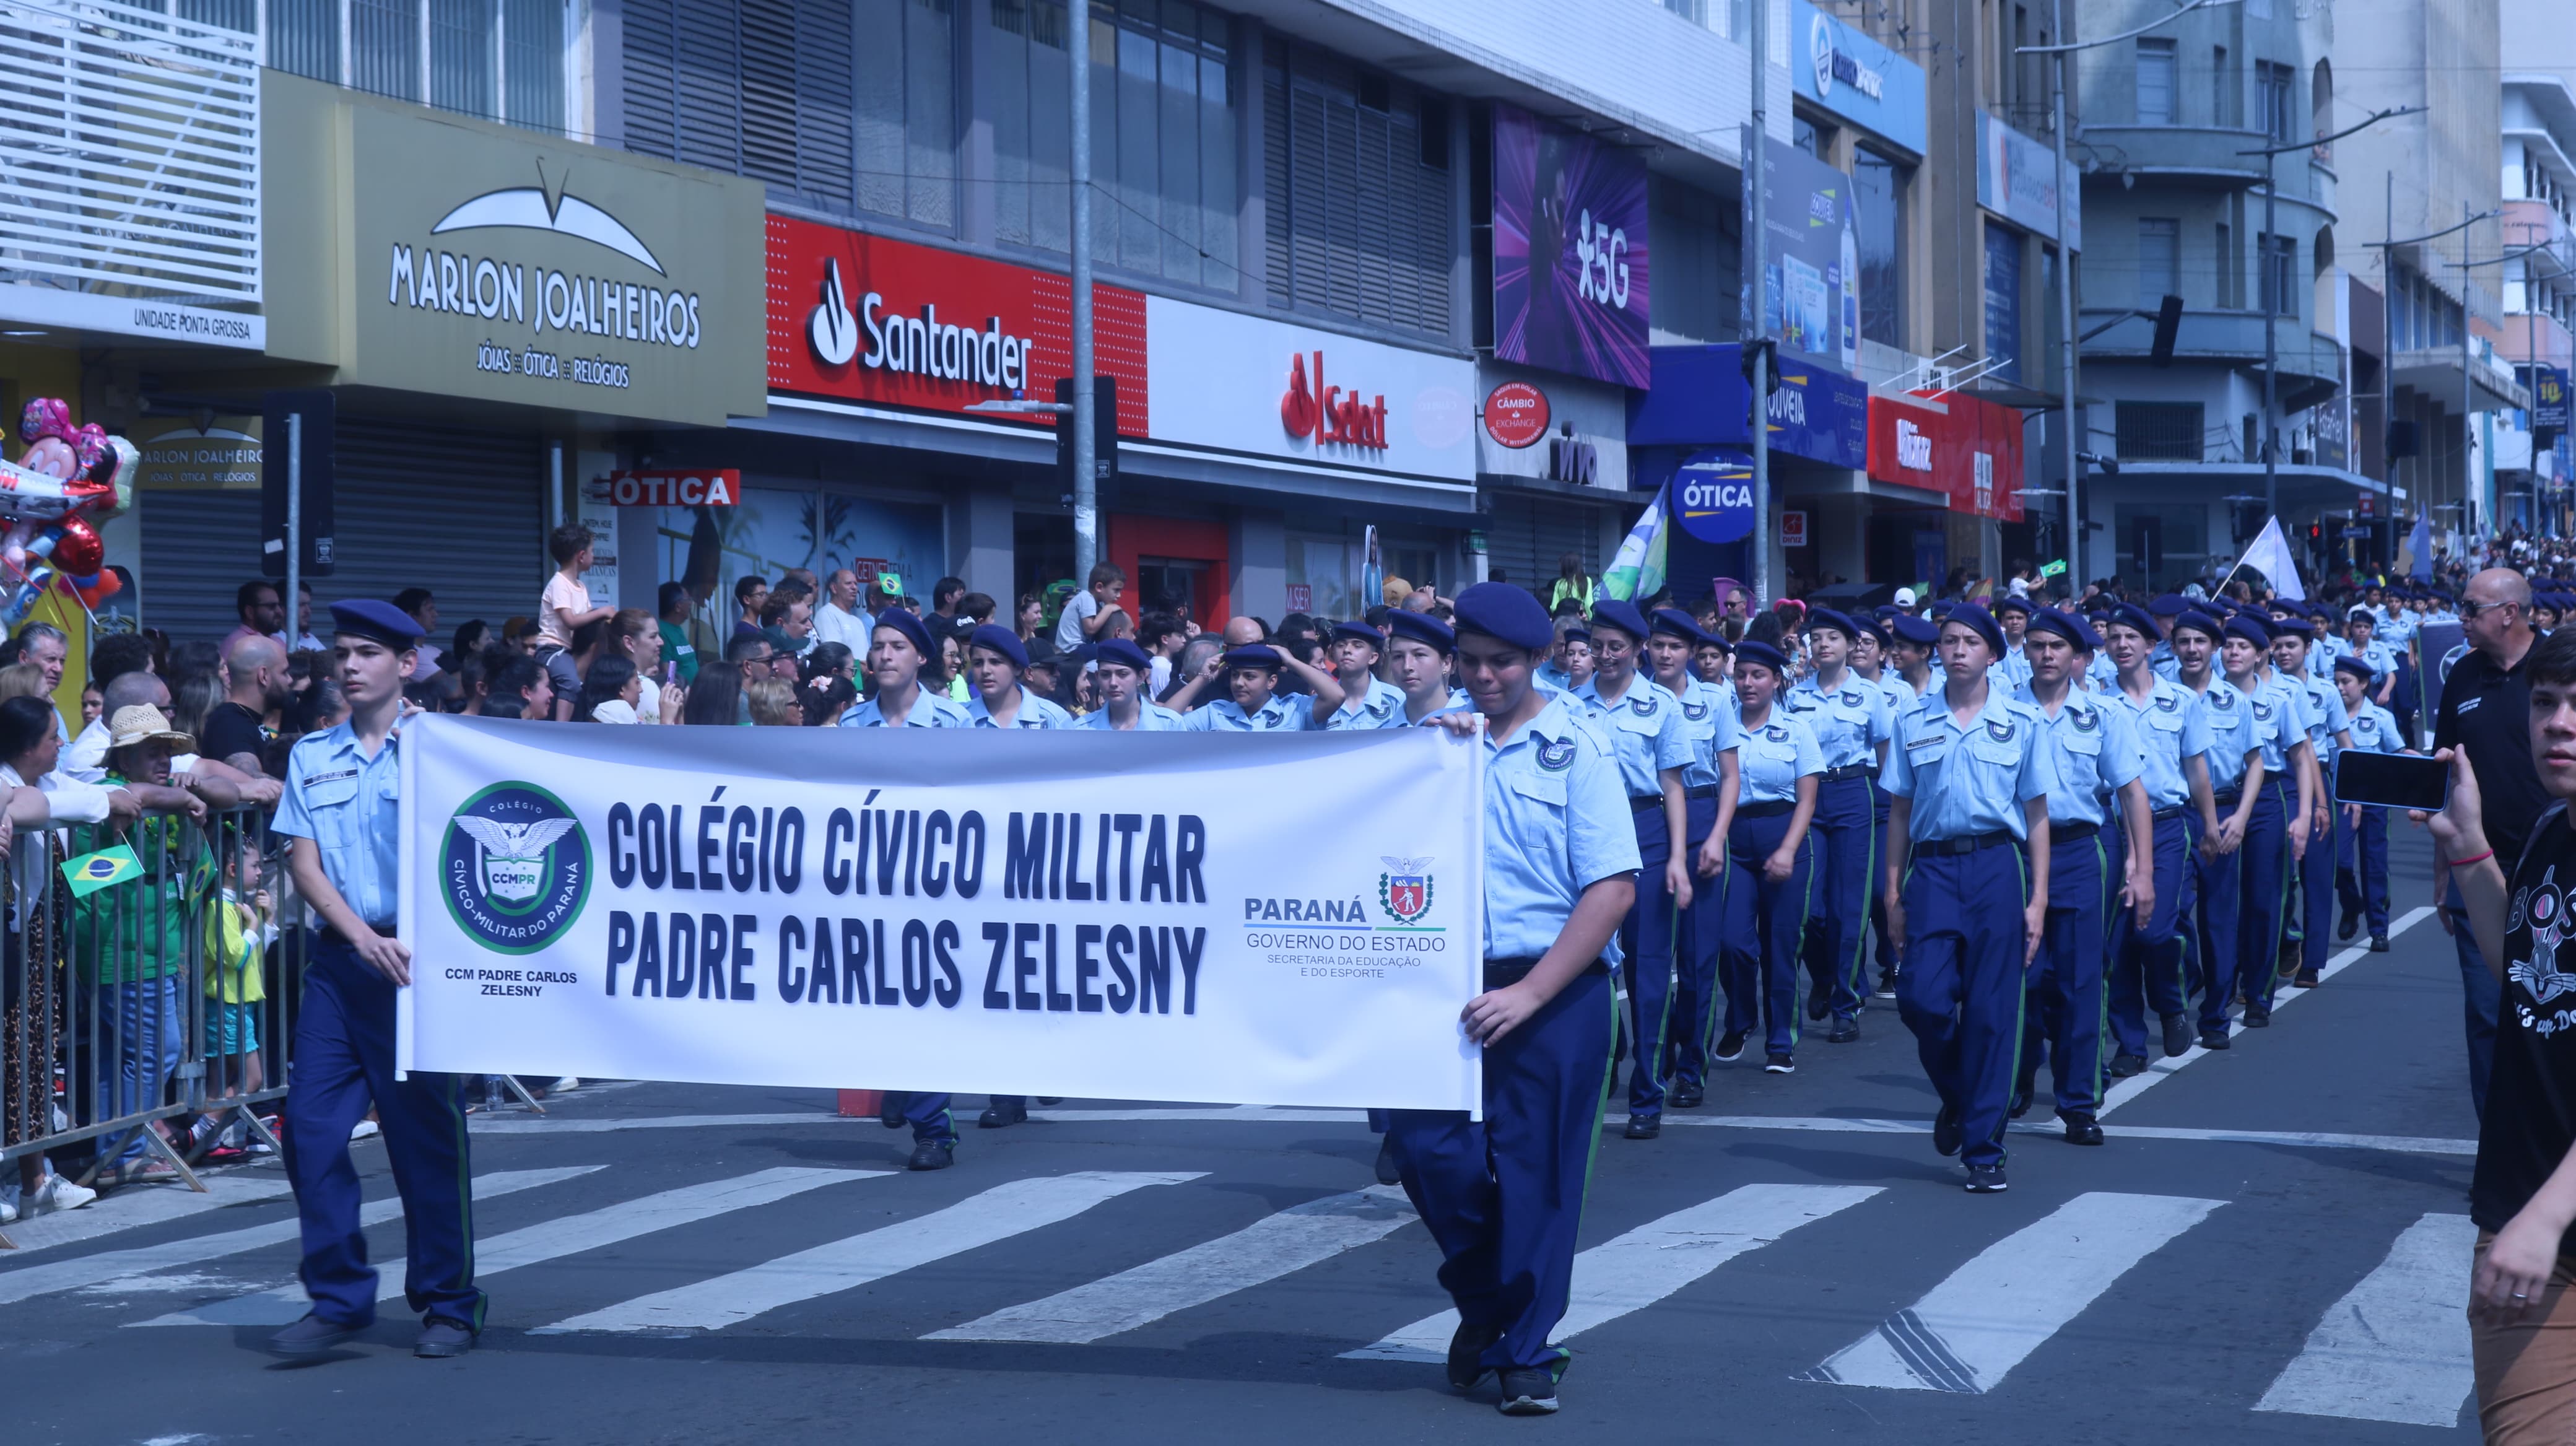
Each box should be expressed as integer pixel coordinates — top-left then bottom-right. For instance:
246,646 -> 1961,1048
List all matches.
1280,351 -> 1388,450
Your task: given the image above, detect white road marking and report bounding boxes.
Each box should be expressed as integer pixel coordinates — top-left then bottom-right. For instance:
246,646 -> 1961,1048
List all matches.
0,1167 -> 599,1307
469,1105 -> 1367,1135
1656,1114 -> 2477,1156
1801,1191 -> 2223,1392
128,1166 -> 884,1328
2099,904 -> 2438,1117
0,1171 -> 295,1257
533,1170 -> 1205,1334
2255,1212 -> 2477,1427
1343,1183 -> 1879,1363
929,1185 -> 1418,1344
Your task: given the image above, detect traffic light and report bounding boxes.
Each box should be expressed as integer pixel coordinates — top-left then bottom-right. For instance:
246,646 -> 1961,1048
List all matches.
1055,375 -> 1118,513
2149,295 -> 2184,367
1740,339 -> 1782,429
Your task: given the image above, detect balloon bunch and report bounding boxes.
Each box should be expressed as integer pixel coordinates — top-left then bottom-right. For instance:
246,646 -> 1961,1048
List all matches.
1,398 -> 134,627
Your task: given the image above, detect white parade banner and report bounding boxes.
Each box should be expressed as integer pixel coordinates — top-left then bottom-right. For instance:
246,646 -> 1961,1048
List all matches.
397,716 -> 1485,1113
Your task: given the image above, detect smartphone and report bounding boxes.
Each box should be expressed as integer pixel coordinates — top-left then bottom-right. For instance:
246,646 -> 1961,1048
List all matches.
2333,751 -> 2448,811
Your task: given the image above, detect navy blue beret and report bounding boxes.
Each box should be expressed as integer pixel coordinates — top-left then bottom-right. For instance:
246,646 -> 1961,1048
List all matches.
1942,603 -> 2007,656
1993,593 -> 2033,617
2102,603 -> 2159,640
2147,594 -> 2192,617
1329,621 -> 1382,648
2272,616 -> 2316,639
1734,640 -> 1793,675
1222,644 -> 1286,671
1590,599 -> 1650,642
2223,614 -> 2274,648
1852,612 -> 1889,647
967,622 -> 1029,670
1888,614 -> 1939,646
2022,608 -> 2085,646
1452,581 -> 1554,651
1385,610 -> 1456,651
2170,610 -> 2223,641
1928,600 -> 1958,621
2333,655 -> 2375,681
329,599 -> 424,648
871,608 -> 934,658
1093,638 -> 1154,674
1806,606 -> 1861,641
1650,607 -> 1702,644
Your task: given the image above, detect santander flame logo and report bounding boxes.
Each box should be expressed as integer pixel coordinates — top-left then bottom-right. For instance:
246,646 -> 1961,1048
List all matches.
1279,350 -> 1388,450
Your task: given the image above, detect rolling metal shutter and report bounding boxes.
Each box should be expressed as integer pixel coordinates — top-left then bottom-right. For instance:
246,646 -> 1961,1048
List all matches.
1482,495 -> 1601,599
139,418 -> 546,648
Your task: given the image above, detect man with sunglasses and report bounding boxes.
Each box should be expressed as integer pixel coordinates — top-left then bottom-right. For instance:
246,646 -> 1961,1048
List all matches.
2434,570 -> 2550,1120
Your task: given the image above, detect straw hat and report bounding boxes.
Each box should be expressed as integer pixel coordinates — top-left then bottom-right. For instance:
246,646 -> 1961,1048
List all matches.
106,704 -> 194,754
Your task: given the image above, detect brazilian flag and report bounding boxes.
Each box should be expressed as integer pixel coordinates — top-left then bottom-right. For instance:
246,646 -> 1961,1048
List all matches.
61,843 -> 144,898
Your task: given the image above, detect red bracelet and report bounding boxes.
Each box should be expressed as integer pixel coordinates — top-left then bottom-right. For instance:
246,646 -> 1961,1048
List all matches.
2450,849 -> 2496,869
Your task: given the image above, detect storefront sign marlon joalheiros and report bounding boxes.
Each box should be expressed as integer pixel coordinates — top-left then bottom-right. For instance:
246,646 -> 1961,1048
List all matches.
259,74 -> 767,427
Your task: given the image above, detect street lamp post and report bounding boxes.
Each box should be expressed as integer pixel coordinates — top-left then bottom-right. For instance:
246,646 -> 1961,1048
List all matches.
1069,4 -> 1098,585
1749,0 -> 1770,609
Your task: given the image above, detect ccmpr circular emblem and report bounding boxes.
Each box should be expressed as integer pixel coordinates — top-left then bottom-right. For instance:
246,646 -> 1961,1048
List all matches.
442,782 -> 591,954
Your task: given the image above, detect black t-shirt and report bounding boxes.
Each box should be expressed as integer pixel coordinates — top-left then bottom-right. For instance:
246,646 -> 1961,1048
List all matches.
2476,804 -> 2576,1248
2436,642 -> 2552,873
199,700 -> 267,766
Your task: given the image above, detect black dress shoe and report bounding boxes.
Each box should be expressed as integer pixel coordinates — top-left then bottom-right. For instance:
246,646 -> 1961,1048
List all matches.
1035,1097 -> 1064,1105
2294,967 -> 2320,988
2060,1113 -> 2104,1146
1713,1030 -> 1748,1063
1624,1114 -> 1661,1140
2008,1082 -> 2034,1119
414,1318 -> 474,1359
1445,1318 -> 1502,1391
1964,1163 -> 2008,1193
1375,1138 -> 1402,1186
268,1313 -> 363,1356
2370,934 -> 2390,952
977,1100 -> 1027,1129
1669,1082 -> 1705,1108
1825,1022 -> 1860,1044
908,1139 -> 956,1170
879,1091 -> 908,1130
1806,990 -> 1832,1022
2160,1013 -> 2193,1058
2338,908 -> 2361,942
2198,1029 -> 2232,1051
2241,1005 -> 2271,1029
2108,1053 -> 2147,1079
1933,1102 -> 1962,1157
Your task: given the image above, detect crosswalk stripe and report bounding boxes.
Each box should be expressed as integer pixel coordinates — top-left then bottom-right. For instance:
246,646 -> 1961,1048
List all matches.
2253,1212 -> 2476,1427
126,1166 -> 887,1328
533,1170 -> 1207,1334
1341,1183 -> 1881,1364
0,1172 -> 297,1258
1799,1191 -> 2222,1393
0,1167 -> 599,1308
927,1184 -> 1418,1344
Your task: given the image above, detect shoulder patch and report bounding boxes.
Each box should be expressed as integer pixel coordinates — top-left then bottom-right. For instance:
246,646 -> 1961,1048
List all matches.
1840,689 -> 1861,707
1765,723 -> 1790,743
1537,737 -> 1577,772
1630,696 -> 1655,717
2155,693 -> 2180,712
1985,718 -> 2016,742
2252,701 -> 2273,721
1682,699 -> 1708,720
2212,690 -> 2237,711
2072,708 -> 2099,732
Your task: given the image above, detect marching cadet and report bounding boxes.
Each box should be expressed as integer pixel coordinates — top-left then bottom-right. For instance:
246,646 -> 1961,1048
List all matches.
2332,653 -> 2407,953
2344,605 -> 2401,708
1570,601 -> 1695,1139
1390,581 -> 1638,1418
1707,640 -> 1821,1074
2147,594 -> 2191,679
1533,616 -> 1586,696
1990,595 -> 2035,692
1853,613 -> 1908,998
1325,621 -> 1407,728
1885,614 -> 1939,697
268,600 -> 481,1359
1785,609 -> 1891,1040
1169,643 -> 1345,729
1881,604 -> 2055,1194
1383,611 -> 1469,724
2011,609 -> 2153,1145
2099,604 -> 2221,1078
1074,638 -> 1188,730
2169,611 -> 2269,1052
964,624 -> 1074,728
1645,609 -> 1739,1105
2226,612 -> 2313,1029
2271,617 -> 2353,991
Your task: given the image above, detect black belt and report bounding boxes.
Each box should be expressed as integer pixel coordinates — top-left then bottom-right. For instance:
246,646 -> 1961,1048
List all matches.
1912,830 -> 2018,858
1482,956 -> 1609,988
1630,795 -> 1665,811
1735,799 -> 1796,819
1821,763 -> 1874,783
2152,804 -> 2189,821
2211,790 -> 2241,809
321,922 -> 397,946
1684,784 -> 1722,800
2052,821 -> 2098,842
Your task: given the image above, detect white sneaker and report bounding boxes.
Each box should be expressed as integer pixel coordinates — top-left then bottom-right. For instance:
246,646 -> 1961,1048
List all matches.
549,1078 -> 580,1094
28,1175 -> 96,1213
349,1120 -> 380,1141
0,1196 -> 15,1224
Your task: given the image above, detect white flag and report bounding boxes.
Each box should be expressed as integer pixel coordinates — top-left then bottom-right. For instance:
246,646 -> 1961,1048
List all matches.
2234,515 -> 2306,601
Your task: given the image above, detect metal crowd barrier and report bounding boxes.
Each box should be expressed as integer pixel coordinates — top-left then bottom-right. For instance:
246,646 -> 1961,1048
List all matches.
1,804 -> 305,1244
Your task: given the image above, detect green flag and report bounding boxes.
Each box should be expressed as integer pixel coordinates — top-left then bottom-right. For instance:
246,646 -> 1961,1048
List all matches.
61,843 -> 144,898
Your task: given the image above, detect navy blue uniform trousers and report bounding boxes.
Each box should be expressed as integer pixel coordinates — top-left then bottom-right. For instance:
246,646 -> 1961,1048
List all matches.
2236,780 -> 2295,1014
1803,775 -> 1878,1026
1662,796 -> 1725,1095
882,1091 -> 958,1144
1895,842 -> 2032,1170
2335,805 -> 2389,935
1725,808 -> 1816,1058
1388,965 -> 1616,1378
2295,791 -> 2335,974
2108,813 -> 2196,1058
281,936 -> 482,1330
2189,804 -> 2246,1035
1617,804 -> 1676,1118
2022,827 -> 2112,1119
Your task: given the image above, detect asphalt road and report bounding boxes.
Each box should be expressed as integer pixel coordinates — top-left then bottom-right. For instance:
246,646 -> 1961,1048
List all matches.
4,829 -> 2484,1445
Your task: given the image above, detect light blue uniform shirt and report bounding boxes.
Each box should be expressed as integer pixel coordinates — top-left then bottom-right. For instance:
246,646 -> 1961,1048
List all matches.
1668,674 -> 1741,792
2084,653 -> 2119,692
1183,694 -> 1319,731
1073,702 -> 1188,731
2292,670 -> 2349,767
2014,685 -> 2144,829
2105,676 -> 2213,812
1881,691 -> 2058,842
1572,676 -> 1694,799
2343,700 -> 2406,758
2189,677 -> 2265,795
273,721 -> 402,929
2246,670 -> 2309,777
1734,708 -> 1822,806
2347,637 -> 2398,684
839,688 -> 970,728
1325,676 -> 1408,730
1989,650 -> 2034,694
1784,670 -> 1892,772
1869,671 -> 1915,720
965,686 -> 1074,729
1533,661 -> 1573,696
1482,695 -> 1645,962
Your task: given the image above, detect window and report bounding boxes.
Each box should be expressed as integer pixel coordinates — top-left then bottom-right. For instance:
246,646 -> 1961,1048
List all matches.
351,0 -> 420,100
1648,178 -> 1734,346
2260,233 -> 2296,317
269,0 -> 341,84
1985,221 -> 2023,383
2138,217 -> 2179,304
1854,147 -> 1909,347
2257,61 -> 2295,146
1263,40 -> 1453,336
2216,220 -> 2237,308
2136,39 -> 2176,124
2311,60 -> 2333,160
855,0 -> 957,228
1793,115 -> 1830,159
264,0 -> 559,129
2211,46 -> 2230,125
2117,401 -> 2205,460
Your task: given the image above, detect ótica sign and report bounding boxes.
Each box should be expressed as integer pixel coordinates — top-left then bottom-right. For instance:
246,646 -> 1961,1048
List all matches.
1673,448 -> 1757,544
1482,381 -> 1551,449
606,468 -> 741,507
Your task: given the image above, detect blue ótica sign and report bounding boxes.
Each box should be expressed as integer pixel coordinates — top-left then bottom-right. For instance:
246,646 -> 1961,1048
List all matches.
1673,448 -> 1757,543
1627,344 -> 1869,471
